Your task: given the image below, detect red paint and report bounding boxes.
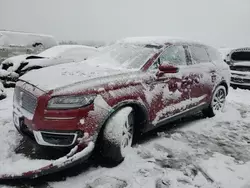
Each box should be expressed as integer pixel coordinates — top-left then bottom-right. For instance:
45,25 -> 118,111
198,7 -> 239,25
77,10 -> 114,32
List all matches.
15,41 -> 228,148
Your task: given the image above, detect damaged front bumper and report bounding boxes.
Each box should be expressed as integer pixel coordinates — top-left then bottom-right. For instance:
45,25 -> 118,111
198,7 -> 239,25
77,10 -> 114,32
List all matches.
0,141 -> 95,180
8,108 -> 96,180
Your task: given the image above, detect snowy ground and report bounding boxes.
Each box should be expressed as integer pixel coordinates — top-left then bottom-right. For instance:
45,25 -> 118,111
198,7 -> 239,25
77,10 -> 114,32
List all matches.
1,87 -> 250,188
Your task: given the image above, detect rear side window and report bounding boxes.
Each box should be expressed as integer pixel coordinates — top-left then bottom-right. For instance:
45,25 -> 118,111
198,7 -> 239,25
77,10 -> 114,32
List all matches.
207,47 -> 222,61
189,46 -> 210,63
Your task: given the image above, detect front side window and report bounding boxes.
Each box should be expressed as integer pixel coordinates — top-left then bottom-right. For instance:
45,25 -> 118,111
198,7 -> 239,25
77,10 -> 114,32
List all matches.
189,46 -> 210,63
149,45 -> 187,70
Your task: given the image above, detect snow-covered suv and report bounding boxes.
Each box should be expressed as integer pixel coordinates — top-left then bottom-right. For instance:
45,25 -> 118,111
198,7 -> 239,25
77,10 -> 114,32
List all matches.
13,37 -> 230,164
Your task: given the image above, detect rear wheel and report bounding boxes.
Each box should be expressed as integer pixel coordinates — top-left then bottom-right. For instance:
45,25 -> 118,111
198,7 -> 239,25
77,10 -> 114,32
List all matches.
202,85 -> 226,117
101,107 -> 134,164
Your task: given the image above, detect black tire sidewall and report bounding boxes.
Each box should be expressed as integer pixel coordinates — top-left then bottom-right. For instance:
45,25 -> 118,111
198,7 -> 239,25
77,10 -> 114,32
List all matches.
100,108 -> 134,164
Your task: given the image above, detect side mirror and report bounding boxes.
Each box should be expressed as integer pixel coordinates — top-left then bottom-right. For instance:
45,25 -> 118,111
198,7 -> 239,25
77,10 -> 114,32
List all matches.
159,64 -> 179,73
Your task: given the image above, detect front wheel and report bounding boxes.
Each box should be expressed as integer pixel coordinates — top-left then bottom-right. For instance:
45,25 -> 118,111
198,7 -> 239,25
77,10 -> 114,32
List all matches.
101,107 -> 134,164
202,85 -> 226,118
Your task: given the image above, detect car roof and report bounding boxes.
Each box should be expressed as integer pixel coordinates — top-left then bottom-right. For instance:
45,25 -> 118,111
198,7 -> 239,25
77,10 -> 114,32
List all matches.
0,30 -> 58,48
118,36 -> 204,46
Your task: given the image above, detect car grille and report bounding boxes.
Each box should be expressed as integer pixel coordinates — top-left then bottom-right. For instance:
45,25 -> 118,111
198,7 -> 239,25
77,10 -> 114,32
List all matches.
231,77 -> 250,84
230,66 -> 250,72
41,132 -> 76,146
14,87 -> 38,114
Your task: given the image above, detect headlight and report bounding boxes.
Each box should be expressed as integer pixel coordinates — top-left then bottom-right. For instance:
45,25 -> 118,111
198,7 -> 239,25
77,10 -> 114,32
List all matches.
47,95 -> 96,109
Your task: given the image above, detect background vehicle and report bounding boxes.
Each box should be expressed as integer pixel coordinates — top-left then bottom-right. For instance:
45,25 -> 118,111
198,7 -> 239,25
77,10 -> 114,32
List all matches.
0,30 -> 57,63
0,45 -> 99,87
220,47 -> 250,89
0,81 -> 6,100
0,68 -> 19,88
10,37 -> 230,179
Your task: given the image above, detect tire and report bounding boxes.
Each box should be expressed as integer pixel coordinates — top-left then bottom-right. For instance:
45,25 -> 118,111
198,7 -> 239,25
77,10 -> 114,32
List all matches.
101,107 -> 134,165
202,85 -> 226,118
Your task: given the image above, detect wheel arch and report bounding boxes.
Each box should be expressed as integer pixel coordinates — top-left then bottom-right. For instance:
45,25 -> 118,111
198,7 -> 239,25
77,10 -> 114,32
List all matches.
95,100 -> 149,147
103,100 -> 149,133
218,80 -> 229,95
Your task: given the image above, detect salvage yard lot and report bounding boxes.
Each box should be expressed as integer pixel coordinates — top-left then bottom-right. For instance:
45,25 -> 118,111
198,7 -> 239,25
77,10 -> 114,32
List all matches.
0,87 -> 250,188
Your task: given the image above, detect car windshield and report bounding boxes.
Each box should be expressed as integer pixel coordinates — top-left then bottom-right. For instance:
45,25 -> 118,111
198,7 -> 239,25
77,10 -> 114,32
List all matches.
231,51 -> 250,62
87,43 -> 160,69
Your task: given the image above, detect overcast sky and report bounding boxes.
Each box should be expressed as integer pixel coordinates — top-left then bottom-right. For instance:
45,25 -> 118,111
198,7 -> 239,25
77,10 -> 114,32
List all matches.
0,0 -> 250,48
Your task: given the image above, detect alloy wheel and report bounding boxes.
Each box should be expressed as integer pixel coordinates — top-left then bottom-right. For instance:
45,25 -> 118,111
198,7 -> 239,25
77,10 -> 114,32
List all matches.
120,114 -> 134,157
212,88 -> 226,113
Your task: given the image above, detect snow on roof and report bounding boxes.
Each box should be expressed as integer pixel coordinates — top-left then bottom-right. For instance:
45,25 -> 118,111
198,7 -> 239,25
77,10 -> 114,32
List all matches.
0,30 -> 57,48
118,36 -> 203,46
38,44 -> 98,57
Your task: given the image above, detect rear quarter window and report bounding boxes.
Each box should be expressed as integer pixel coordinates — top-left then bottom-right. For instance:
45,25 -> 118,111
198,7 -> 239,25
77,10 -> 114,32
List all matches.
189,45 -> 210,63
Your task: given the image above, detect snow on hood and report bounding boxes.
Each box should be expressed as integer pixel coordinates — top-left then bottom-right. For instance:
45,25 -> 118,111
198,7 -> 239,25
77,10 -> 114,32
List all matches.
17,45 -> 99,72
38,45 -> 98,58
0,54 -> 31,72
20,61 -> 136,92
21,57 -> 72,71
0,69 -> 11,77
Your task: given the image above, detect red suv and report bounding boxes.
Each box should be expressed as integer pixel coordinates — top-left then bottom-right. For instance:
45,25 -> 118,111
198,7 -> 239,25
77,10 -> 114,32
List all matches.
13,37 -> 230,164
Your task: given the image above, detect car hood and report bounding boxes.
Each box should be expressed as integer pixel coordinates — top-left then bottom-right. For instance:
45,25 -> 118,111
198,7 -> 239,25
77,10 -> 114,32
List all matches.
19,61 -> 137,92
21,57 -> 72,71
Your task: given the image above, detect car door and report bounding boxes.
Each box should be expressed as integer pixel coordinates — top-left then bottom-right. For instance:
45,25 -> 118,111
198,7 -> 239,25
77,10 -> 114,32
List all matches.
186,45 -> 217,105
145,44 -> 192,126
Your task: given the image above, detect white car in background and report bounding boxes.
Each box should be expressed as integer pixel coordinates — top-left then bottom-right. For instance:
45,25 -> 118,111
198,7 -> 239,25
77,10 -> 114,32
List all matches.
0,30 -> 58,63
0,45 -> 99,87
220,47 -> 250,89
